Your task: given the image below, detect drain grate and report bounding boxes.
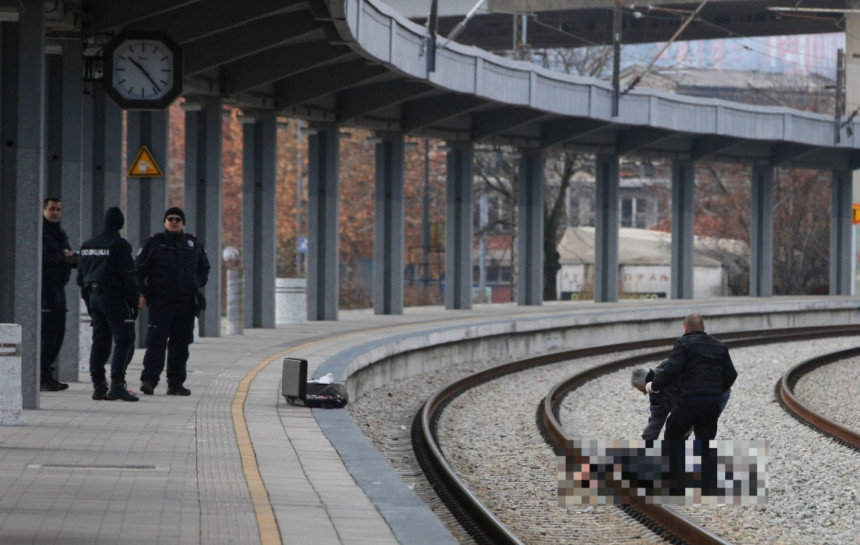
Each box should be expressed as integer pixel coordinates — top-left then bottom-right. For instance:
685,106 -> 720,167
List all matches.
27,464 -> 167,471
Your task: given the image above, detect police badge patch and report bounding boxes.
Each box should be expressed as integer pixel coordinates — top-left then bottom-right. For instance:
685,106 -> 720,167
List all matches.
188,240 -> 194,247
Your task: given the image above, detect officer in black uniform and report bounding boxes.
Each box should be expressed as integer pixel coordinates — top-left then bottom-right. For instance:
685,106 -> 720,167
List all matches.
77,207 -> 140,402
41,197 -> 77,391
137,207 -> 210,396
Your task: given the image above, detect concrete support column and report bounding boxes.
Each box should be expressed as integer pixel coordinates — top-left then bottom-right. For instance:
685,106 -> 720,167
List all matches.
0,2 -> 46,408
127,111 -> 169,345
517,148 -> 544,305
845,6 -> 860,293
594,154 -> 619,302
445,141 -> 474,310
750,165 -> 774,297
373,132 -> 405,315
184,97 -> 222,337
241,111 -> 277,328
89,86 -> 123,234
80,82 -> 94,241
57,40 -> 83,383
831,169 -> 853,295
307,122 -> 340,320
670,160 -> 695,299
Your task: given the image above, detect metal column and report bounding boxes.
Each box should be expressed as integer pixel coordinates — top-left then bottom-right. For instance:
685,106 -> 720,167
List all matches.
517,148 -> 544,305
0,1 -> 46,408
127,110 -> 169,345
51,40 -> 84,383
594,154 -> 619,302
89,86 -> 123,234
670,160 -> 695,299
241,111 -> 277,328
445,141 -> 474,310
307,123 -> 340,320
184,97 -> 223,337
831,169 -> 853,295
373,132 -> 405,315
750,165 -> 774,297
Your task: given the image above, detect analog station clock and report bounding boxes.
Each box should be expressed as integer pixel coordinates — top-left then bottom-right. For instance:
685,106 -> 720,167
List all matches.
102,31 -> 182,110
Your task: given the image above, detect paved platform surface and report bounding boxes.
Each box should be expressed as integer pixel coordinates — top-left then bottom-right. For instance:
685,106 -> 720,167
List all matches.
2,303 -> 575,545
2,298 -> 856,544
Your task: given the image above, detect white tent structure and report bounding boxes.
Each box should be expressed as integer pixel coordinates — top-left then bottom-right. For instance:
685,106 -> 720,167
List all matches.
557,227 -> 749,300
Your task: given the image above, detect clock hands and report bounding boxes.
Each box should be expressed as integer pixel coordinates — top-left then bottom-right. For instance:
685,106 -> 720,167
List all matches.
127,57 -> 162,92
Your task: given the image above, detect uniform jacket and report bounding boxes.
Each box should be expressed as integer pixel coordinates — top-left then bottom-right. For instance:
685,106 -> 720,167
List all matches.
76,228 -> 139,307
136,231 -> 210,302
650,330 -> 737,398
42,217 -> 73,310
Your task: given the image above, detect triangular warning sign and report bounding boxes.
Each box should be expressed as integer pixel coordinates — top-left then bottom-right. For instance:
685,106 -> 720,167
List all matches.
128,145 -> 164,178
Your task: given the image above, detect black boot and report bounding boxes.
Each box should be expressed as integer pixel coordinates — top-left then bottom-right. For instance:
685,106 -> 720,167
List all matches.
106,380 -> 139,402
92,381 -> 108,401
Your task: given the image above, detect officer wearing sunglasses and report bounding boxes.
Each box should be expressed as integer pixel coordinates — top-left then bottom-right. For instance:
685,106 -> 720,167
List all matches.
136,207 -> 211,396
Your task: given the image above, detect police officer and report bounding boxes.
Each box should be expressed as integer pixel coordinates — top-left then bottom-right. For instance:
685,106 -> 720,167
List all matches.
77,207 -> 140,402
137,207 -> 210,396
41,197 -> 77,391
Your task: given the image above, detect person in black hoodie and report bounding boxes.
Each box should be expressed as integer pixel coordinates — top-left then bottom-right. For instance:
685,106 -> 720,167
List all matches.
77,207 -> 140,402
136,207 -> 210,396
646,314 -> 737,440
41,198 -> 77,391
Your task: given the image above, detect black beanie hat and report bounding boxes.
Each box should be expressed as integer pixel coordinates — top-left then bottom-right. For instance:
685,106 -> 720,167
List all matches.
104,207 -> 124,231
164,207 -> 185,223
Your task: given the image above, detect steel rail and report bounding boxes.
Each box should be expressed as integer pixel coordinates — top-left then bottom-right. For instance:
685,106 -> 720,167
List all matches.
412,324 -> 860,545
778,346 -> 860,447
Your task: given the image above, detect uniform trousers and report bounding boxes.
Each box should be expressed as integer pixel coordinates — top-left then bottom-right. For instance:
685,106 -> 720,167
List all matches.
40,290 -> 67,380
140,299 -> 195,388
88,289 -> 136,383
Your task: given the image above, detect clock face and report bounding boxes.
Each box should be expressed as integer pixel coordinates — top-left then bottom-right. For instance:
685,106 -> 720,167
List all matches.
103,32 -> 182,110
112,39 -> 175,101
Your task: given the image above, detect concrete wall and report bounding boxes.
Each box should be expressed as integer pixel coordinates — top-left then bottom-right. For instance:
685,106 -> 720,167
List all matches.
319,299 -> 860,402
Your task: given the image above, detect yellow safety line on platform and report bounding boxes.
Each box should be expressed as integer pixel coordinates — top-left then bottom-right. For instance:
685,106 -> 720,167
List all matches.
233,319 -> 468,544
232,348 -> 290,545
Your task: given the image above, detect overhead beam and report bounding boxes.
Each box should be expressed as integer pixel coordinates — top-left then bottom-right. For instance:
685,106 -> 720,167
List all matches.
337,79 -> 435,122
690,135 -> 742,161
124,0 -> 302,43
183,12 -> 319,75
87,0 -> 201,31
540,118 -> 612,148
471,107 -> 548,141
276,62 -> 389,109
769,142 -> 818,166
401,94 -> 486,132
616,127 -> 678,154
221,42 -> 353,95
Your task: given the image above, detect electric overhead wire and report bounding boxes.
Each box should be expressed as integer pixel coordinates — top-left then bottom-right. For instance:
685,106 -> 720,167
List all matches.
511,4 -> 843,76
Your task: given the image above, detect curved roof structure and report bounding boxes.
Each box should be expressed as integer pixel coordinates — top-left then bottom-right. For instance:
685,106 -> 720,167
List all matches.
85,0 -> 860,170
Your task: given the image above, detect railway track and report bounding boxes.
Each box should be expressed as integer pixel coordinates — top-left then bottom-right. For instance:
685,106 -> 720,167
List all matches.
777,346 -> 860,449
411,325 -> 860,545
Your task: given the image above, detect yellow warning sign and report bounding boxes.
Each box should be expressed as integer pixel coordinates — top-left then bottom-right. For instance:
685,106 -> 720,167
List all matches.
853,203 -> 860,225
127,145 -> 164,178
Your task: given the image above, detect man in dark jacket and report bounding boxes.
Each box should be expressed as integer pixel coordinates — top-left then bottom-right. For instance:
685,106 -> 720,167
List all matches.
646,314 -> 737,440
137,207 -> 210,396
41,198 -> 77,391
77,207 -> 140,402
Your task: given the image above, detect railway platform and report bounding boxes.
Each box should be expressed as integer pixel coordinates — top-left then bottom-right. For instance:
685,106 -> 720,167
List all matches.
1,297 -> 857,544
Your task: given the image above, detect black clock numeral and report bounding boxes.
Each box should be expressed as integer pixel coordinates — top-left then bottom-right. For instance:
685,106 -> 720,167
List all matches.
160,79 -> 168,86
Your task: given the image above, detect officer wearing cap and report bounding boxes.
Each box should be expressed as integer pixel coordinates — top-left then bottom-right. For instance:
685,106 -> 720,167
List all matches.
77,207 -> 140,402
137,207 -> 210,396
